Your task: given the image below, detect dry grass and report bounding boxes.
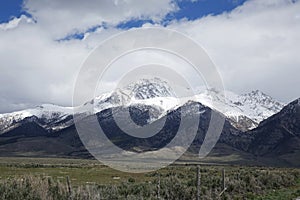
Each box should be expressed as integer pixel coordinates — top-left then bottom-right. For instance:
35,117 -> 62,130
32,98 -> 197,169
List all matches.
0,157 -> 300,199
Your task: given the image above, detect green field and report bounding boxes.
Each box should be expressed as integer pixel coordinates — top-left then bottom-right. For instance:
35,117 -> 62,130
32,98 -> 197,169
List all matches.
0,157 -> 300,199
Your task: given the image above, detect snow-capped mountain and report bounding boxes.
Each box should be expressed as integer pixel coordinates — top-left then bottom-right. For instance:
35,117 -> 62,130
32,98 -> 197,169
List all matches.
79,78 -> 177,113
0,78 -> 178,135
194,88 -> 285,131
77,78 -> 180,120
87,79 -> 285,131
0,104 -> 73,134
0,78 -> 285,134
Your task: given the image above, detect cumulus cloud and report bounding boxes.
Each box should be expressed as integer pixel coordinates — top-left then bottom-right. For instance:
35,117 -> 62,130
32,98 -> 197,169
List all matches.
0,0 -> 299,112
23,0 -> 177,38
0,15 -> 34,30
0,15 -> 125,112
0,0 -> 178,112
167,0 -> 300,102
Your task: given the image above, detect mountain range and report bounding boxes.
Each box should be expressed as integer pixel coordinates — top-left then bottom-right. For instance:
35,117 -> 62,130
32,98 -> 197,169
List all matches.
0,78 -> 298,167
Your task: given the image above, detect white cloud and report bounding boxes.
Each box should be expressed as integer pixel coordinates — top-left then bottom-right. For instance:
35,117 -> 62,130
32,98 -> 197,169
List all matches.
0,15 -> 115,112
166,0 -> 300,103
23,0 -> 177,38
0,0 -> 299,113
0,0 -> 178,112
0,15 -> 34,30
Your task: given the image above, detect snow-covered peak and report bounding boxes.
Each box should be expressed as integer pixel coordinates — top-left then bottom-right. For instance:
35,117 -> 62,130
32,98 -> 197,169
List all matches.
194,89 -> 285,130
86,78 -> 178,114
238,90 -> 284,122
0,104 -> 73,134
241,90 -> 283,109
125,77 -> 174,100
0,104 -> 73,119
90,81 -> 285,131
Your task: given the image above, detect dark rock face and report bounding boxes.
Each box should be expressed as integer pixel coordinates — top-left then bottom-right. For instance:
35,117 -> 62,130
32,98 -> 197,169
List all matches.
1,116 -> 48,137
98,106 -> 181,152
246,99 -> 300,157
128,104 -> 163,126
227,115 -> 257,132
129,106 -> 150,126
0,115 -> 90,158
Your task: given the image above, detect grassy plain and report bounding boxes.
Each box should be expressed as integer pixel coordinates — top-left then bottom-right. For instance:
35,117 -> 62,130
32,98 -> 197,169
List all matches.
0,157 -> 300,199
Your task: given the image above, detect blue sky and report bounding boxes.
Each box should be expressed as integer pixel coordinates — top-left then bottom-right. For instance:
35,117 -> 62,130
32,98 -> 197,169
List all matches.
1,0 -> 248,27
165,0 -> 248,22
0,0 -> 25,23
117,0 -> 248,29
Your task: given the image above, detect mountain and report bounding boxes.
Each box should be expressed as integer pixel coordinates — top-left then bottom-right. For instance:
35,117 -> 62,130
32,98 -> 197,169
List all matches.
0,113 -> 89,158
0,78 -> 297,167
78,78 -> 284,132
0,104 -> 74,134
97,78 -> 285,131
123,79 -> 285,131
0,100 -> 236,159
0,78 -> 284,133
243,98 -> 300,166
195,89 -> 284,131
0,93 -> 298,167
0,78 -> 177,135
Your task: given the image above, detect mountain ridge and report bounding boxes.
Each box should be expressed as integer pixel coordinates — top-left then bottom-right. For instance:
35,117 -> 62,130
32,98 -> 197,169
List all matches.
0,95 -> 299,167
0,78 -> 285,134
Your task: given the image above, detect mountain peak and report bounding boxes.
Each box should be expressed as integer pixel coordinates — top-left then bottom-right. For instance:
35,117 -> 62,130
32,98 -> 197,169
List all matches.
282,98 -> 300,113
244,89 -> 270,98
125,77 -> 174,100
241,90 -> 282,107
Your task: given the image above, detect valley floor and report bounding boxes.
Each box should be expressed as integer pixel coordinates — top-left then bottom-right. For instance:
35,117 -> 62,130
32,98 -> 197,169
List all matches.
0,157 -> 300,199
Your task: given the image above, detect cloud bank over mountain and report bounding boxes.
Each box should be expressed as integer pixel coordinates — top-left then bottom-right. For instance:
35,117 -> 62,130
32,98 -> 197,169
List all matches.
0,0 -> 299,112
